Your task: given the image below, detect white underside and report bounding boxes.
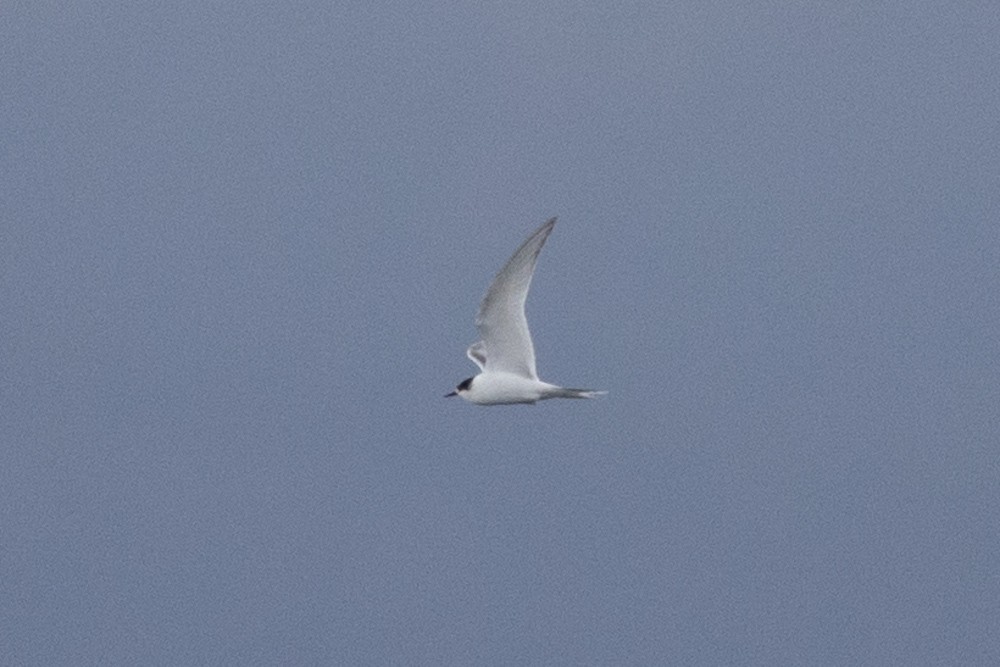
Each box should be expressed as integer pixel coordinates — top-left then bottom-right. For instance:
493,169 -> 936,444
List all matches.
458,372 -> 603,405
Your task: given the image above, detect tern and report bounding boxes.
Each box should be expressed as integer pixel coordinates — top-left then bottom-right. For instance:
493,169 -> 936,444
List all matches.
446,217 -> 606,405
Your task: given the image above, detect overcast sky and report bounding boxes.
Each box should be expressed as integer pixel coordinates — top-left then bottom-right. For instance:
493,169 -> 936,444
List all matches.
4,2 -> 999,664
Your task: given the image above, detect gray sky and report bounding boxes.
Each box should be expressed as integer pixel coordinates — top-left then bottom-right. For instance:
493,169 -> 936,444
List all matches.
4,2 -> 999,664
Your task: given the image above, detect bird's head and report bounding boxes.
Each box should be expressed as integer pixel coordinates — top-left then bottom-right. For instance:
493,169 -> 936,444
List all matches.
445,376 -> 474,398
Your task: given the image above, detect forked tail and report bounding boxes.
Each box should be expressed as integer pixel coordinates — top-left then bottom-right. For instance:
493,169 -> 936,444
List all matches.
551,387 -> 608,400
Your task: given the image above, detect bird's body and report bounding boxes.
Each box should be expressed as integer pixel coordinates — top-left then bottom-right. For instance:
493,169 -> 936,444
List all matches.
455,372 -> 601,405
446,217 -> 606,406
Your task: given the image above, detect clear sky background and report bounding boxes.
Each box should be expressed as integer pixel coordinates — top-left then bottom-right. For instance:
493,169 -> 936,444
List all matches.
4,2 -> 999,664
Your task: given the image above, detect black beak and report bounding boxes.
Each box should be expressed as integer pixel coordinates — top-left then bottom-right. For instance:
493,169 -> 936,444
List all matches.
445,391 -> 458,398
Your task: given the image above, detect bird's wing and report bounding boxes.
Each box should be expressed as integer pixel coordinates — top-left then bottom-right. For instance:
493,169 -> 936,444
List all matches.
466,341 -> 487,370
474,217 -> 556,379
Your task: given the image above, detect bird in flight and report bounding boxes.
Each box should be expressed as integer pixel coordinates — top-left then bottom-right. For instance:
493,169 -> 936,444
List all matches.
446,217 -> 606,405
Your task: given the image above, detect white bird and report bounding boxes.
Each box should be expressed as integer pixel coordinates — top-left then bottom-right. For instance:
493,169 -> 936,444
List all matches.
446,217 -> 606,405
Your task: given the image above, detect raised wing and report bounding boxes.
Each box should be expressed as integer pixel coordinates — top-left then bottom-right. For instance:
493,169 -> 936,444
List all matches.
474,217 -> 556,379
